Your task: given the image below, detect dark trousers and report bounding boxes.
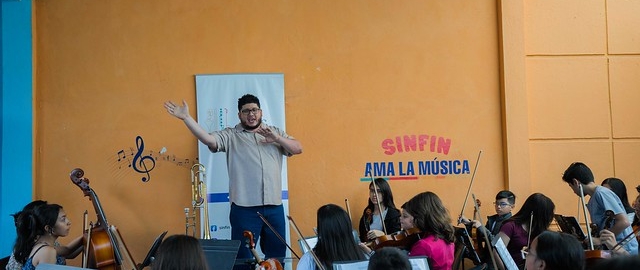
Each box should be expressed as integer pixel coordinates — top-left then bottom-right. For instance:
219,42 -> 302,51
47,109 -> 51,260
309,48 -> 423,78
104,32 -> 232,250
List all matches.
231,203 -> 286,270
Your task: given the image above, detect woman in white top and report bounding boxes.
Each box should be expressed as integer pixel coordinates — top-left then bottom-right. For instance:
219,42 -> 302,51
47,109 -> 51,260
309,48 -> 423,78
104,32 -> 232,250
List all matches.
297,204 -> 366,270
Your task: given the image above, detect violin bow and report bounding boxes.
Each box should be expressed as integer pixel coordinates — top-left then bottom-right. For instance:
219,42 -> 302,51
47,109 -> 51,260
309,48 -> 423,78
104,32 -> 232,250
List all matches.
287,215 -> 326,270
458,151 -> 483,225
472,194 -> 498,270
256,212 -> 300,259
82,211 -> 89,268
368,173 -> 388,235
527,211 -> 534,249
344,199 -> 352,223
579,184 -> 596,250
610,225 -> 640,252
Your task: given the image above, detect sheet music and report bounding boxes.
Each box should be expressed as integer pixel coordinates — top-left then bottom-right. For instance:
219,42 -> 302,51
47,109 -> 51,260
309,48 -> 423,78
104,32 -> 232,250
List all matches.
331,260 -> 369,270
408,256 -> 431,270
36,264 -> 95,270
492,237 -> 518,270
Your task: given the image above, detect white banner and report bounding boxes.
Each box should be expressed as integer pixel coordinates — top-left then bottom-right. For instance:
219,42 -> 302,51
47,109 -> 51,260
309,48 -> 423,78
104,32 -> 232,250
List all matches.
194,73 -> 290,254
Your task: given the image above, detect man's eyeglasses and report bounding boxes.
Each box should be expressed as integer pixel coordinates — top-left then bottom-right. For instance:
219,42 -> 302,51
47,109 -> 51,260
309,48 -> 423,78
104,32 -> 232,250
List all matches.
493,202 -> 511,208
241,108 -> 261,115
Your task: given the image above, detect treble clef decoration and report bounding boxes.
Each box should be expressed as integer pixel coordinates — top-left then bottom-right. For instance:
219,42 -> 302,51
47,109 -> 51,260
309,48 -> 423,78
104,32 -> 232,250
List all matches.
132,135 -> 155,182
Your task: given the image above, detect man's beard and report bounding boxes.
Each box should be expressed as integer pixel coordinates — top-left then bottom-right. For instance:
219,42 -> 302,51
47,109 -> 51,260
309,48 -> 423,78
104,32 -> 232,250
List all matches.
242,119 -> 262,131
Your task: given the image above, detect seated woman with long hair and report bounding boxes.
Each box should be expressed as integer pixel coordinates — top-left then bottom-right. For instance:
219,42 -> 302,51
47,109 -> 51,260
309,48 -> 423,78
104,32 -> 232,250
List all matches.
296,204 -> 366,270
12,203 -> 71,270
358,178 -> 401,242
7,201 -> 82,270
151,234 -> 208,270
493,193 -> 555,270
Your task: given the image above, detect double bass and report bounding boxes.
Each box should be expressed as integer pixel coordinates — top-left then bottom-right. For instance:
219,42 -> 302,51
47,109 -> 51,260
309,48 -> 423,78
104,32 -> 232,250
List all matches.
70,168 -> 138,270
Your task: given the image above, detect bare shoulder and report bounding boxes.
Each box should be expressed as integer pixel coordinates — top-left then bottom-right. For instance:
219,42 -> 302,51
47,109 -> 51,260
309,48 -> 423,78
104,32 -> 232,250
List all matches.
34,245 -> 58,265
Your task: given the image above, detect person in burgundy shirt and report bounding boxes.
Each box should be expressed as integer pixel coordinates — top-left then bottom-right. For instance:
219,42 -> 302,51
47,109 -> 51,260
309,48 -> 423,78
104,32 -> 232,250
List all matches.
493,193 -> 555,270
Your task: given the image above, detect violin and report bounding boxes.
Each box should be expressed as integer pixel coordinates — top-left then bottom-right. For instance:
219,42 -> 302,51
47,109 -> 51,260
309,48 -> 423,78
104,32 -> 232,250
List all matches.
243,231 -> 283,270
585,210 -> 615,263
609,224 -> 640,254
366,227 -> 422,250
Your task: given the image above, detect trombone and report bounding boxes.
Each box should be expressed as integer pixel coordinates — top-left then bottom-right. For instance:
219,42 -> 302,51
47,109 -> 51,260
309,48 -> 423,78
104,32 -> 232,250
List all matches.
185,163 -> 211,239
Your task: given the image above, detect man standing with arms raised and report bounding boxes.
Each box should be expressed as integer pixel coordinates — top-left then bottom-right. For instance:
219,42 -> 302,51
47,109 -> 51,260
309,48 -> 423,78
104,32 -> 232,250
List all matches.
165,94 -> 303,269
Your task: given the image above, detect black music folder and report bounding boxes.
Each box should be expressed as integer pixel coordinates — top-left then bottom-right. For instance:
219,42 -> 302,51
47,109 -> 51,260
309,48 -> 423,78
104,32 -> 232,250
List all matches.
139,231 -> 168,269
554,214 -> 587,241
199,239 -> 241,270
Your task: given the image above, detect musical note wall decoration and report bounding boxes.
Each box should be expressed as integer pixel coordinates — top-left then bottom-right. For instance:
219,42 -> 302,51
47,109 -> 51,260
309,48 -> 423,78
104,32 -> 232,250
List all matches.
131,136 -> 155,182
114,145 -> 198,172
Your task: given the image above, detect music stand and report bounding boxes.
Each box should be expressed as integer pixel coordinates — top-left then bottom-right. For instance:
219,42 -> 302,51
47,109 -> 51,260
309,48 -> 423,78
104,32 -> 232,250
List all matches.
453,227 -> 481,265
36,264 -> 94,270
298,236 -> 319,254
331,260 -> 369,270
199,239 -> 241,270
138,231 -> 168,269
554,214 -> 586,241
408,256 -> 431,270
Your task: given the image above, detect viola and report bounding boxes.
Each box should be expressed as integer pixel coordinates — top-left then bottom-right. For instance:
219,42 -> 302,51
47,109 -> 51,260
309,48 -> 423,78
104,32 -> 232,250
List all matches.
470,199 -> 482,251
243,231 -> 283,270
578,185 -> 613,266
367,227 -> 422,250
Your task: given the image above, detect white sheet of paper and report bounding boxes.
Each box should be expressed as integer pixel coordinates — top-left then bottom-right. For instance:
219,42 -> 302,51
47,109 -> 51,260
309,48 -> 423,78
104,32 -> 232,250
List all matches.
493,237 -> 519,270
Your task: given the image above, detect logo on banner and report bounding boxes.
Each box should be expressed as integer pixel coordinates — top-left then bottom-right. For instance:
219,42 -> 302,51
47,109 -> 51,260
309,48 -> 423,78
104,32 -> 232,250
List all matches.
210,224 -> 231,232
361,134 -> 470,181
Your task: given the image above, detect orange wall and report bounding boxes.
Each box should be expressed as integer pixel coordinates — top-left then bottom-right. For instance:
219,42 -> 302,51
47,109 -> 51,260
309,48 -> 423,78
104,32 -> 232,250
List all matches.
31,0 -> 640,266
520,0 -> 640,218
34,0 -> 503,262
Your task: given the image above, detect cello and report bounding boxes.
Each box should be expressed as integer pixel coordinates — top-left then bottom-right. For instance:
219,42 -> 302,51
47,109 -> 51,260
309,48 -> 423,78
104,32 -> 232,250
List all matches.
70,168 -> 138,270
